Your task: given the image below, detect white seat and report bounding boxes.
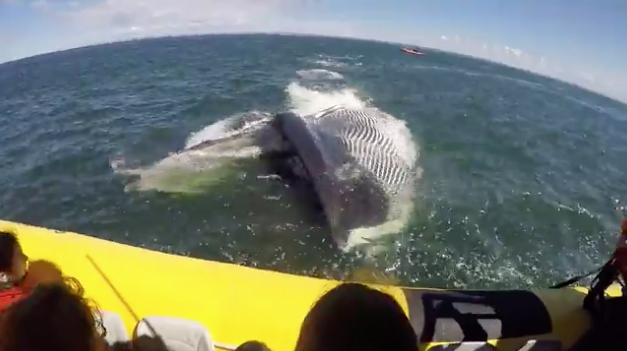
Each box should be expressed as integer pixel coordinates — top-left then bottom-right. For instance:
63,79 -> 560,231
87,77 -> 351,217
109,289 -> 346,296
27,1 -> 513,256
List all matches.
135,315 -> 215,351
98,310 -> 130,346
519,339 -> 562,351
427,342 -> 495,351
427,340 -> 562,351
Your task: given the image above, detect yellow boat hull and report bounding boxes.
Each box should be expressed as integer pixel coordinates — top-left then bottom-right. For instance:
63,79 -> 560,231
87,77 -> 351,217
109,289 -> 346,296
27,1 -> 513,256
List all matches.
0,220 -> 615,351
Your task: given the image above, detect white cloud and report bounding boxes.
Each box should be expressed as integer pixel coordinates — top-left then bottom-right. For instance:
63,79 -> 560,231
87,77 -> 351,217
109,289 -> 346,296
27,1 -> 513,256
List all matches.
56,0 -> 312,39
504,46 -> 522,57
30,0 -> 46,8
29,0 -> 359,51
579,72 -> 596,83
0,32 -> 14,47
539,56 -> 547,68
440,35 -> 448,41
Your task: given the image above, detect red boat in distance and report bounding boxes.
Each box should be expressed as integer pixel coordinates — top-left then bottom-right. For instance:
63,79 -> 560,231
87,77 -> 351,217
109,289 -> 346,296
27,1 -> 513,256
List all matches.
401,47 -> 424,56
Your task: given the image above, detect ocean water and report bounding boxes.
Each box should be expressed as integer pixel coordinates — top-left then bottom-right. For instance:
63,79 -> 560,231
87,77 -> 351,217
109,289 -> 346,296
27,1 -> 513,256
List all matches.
1,33 -> 627,289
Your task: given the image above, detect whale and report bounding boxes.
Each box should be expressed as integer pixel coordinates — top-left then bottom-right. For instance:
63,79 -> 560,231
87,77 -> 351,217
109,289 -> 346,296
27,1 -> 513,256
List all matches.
114,106 -> 419,252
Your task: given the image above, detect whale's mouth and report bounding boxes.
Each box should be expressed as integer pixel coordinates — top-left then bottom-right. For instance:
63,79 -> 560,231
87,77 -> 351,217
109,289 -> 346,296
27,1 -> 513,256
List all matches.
184,107 -> 415,252
180,112 -> 318,187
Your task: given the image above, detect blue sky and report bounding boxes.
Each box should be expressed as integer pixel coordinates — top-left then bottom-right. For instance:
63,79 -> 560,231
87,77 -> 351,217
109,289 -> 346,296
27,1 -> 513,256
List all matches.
1,0 -> 625,102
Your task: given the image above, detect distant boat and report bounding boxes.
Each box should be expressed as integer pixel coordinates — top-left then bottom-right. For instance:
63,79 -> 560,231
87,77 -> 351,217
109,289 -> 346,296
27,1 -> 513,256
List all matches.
401,47 -> 424,56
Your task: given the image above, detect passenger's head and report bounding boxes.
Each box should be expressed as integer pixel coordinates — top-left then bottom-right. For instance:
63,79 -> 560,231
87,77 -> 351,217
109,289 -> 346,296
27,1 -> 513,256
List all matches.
236,340 -> 272,351
0,231 -> 28,284
0,278 -> 106,351
294,283 -> 417,351
21,259 -> 64,290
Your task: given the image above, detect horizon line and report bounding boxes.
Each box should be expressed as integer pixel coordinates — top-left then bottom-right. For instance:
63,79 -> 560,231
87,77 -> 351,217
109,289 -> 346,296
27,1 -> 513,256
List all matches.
2,31 -> 625,107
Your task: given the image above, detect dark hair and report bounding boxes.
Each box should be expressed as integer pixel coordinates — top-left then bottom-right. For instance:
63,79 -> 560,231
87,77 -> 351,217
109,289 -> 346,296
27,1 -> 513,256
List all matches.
0,231 -> 19,272
0,278 -> 103,351
294,283 -> 418,351
235,340 -> 272,351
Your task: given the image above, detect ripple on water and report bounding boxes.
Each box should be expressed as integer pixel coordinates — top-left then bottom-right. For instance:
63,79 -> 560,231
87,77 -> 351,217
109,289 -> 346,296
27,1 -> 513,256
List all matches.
1,34 -> 627,289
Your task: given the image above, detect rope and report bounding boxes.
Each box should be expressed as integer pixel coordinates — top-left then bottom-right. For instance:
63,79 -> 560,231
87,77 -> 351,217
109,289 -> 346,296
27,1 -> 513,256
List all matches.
550,266 -> 603,289
86,255 -> 238,351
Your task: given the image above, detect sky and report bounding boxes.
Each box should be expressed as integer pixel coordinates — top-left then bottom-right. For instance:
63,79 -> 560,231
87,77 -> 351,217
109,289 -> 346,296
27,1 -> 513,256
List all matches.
1,0 -> 626,103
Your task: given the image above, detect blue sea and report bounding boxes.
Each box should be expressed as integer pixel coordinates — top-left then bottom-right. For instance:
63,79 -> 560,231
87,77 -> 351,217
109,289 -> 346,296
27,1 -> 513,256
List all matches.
1,34 -> 627,289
